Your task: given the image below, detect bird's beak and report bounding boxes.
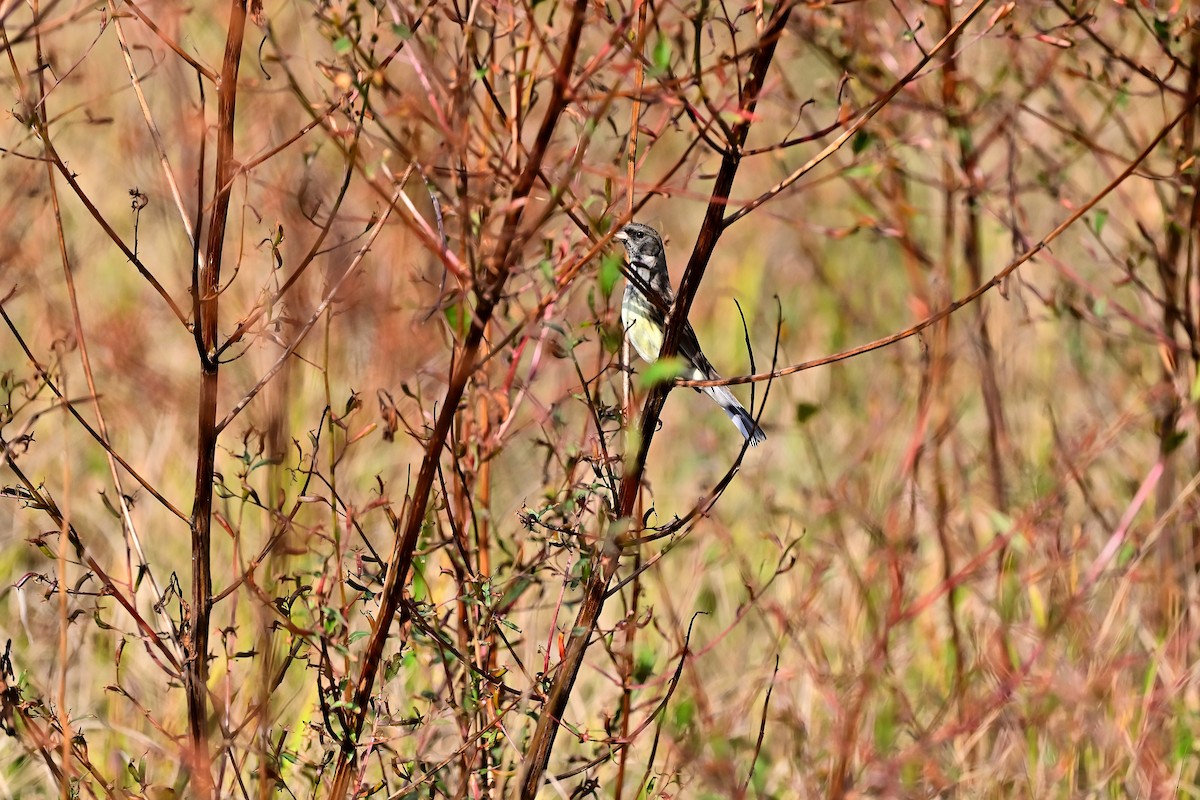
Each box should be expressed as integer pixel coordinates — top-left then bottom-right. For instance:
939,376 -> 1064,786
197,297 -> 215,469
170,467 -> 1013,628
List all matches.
613,230 -> 628,243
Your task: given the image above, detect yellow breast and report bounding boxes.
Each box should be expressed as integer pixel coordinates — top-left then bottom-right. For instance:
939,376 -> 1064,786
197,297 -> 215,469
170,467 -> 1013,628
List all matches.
622,307 -> 663,364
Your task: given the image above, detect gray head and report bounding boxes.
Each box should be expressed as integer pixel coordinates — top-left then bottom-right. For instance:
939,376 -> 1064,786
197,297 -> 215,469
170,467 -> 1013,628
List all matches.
613,223 -> 664,271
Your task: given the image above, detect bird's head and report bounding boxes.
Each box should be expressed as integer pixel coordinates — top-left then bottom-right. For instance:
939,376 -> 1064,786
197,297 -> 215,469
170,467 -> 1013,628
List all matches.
613,223 -> 664,273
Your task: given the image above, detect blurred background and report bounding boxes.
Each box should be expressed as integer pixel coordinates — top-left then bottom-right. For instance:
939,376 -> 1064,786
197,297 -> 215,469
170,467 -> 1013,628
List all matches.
1,0 -> 1198,797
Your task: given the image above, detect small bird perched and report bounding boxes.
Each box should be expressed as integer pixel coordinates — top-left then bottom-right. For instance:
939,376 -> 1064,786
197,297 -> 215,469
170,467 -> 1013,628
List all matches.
614,222 -> 766,446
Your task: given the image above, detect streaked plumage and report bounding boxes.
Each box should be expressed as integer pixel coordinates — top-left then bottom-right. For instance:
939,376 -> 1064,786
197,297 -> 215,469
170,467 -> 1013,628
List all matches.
615,223 -> 766,446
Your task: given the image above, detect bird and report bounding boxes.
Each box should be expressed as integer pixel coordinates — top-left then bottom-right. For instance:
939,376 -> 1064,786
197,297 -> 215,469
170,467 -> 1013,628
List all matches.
614,222 -> 766,446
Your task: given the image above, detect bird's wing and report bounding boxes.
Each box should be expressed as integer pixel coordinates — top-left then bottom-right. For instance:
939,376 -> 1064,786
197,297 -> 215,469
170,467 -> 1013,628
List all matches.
678,322 -> 718,381
630,272 -> 717,380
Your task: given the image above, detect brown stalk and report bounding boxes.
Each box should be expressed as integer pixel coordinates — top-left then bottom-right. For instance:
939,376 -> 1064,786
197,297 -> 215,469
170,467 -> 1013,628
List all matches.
614,2 -> 648,797
940,1 -> 1008,511
110,0 -> 196,245
516,4 -> 793,795
0,436 -> 182,675
215,190 -> 395,435
120,0 -> 220,83
1151,30 -> 1200,623
678,87 -> 1200,391
187,1 -> 248,795
41,130 -> 189,323
25,5 -> 77,790
325,0 -> 590,794
213,118 -> 362,361
935,0 -> 976,740
722,0 -> 990,229
0,316 -> 188,521
16,13 -> 186,782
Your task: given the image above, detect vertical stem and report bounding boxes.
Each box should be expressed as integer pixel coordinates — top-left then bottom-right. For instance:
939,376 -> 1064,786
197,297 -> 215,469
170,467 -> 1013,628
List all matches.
936,0 -> 974,738
475,390 -> 495,795
940,6 -> 1008,515
450,407 -> 479,782
518,7 -> 791,795
188,2 -> 248,795
326,3 -> 590,794
614,3 -> 647,797
29,4 -> 79,791
1154,31 -> 1200,624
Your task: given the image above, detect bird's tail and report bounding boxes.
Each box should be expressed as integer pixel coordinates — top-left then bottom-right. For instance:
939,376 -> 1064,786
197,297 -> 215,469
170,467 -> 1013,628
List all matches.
701,384 -> 767,446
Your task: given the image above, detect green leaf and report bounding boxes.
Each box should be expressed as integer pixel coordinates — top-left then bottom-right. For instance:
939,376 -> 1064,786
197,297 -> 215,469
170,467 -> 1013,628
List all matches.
411,557 -> 428,602
392,23 -> 412,40
444,302 -> 471,336
1175,723 -> 1194,761
671,698 -> 695,732
333,36 -> 353,54
987,509 -> 1014,534
1091,208 -> 1108,237
954,125 -> 974,151
1027,584 -> 1046,629
500,576 -> 534,608
851,130 -> 874,154
633,648 -> 656,683
599,251 -> 623,298
636,356 -> 688,389
1152,16 -> 1170,43
873,696 -> 896,750
601,321 -> 623,354
795,402 -> 820,423
652,37 -> 671,73
843,162 -> 880,180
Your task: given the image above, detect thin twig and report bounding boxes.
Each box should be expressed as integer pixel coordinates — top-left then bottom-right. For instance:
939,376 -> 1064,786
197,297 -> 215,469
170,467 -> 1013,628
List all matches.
680,89 -> 1200,388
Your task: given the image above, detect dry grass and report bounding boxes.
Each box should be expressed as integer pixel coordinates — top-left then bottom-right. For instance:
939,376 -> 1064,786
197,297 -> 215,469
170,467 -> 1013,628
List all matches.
1,0 -> 1199,797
